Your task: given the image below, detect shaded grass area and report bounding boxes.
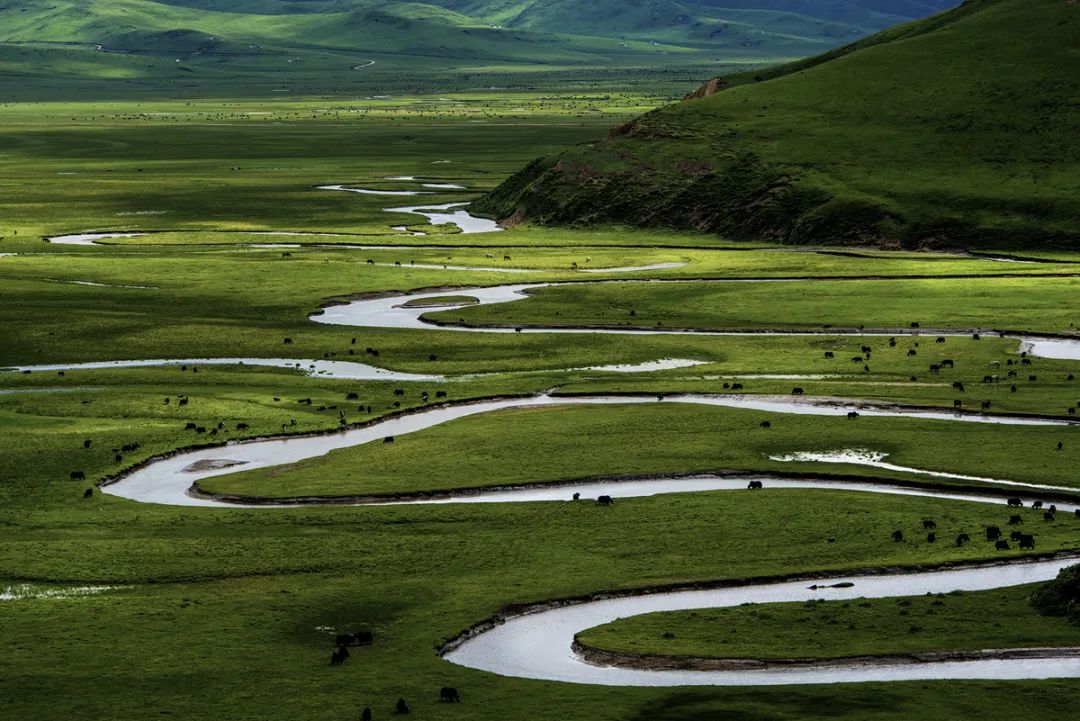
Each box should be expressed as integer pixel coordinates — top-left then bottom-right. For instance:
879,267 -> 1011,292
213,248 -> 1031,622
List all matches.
5,574 -> 1080,721
579,584 -> 1080,661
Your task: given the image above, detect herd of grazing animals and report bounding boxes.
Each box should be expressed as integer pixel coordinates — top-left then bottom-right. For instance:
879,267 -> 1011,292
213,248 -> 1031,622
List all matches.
31,311 -> 1080,719
891,497 -> 1078,552
66,377 -> 453,497
329,629 -> 460,716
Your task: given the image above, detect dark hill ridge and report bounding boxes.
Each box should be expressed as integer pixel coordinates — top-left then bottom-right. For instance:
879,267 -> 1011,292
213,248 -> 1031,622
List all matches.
473,0 -> 1080,249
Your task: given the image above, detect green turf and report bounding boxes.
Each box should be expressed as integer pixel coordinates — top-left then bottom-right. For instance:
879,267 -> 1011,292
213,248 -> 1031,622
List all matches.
4,62 -> 1080,721
577,584 -> 1080,661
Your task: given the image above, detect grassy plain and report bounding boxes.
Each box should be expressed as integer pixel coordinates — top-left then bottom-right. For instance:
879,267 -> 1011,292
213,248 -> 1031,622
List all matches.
431,276 -> 1080,333
3,85 -> 1080,721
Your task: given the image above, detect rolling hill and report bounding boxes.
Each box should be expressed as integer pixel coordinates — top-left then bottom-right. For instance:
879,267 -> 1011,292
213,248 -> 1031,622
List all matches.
474,0 -> 1080,249
0,0 -> 955,97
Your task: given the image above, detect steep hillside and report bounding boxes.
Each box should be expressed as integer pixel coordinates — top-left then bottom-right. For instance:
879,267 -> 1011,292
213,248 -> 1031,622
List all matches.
474,0 -> 1080,249
0,0 -> 954,97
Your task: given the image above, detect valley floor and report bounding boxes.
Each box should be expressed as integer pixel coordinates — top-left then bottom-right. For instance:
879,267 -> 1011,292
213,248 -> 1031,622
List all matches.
3,90 -> 1080,721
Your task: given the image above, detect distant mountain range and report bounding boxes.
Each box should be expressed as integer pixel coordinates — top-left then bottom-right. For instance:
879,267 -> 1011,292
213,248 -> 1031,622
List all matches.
475,0 -> 1080,249
0,0 -> 955,95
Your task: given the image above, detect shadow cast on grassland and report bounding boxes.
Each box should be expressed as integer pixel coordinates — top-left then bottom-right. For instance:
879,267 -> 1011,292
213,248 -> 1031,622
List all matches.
626,688 -> 913,721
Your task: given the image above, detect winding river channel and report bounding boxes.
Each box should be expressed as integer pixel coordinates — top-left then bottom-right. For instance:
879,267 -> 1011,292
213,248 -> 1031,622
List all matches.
312,280 -> 1080,362
25,180 -> 1080,686
99,387 -> 1080,685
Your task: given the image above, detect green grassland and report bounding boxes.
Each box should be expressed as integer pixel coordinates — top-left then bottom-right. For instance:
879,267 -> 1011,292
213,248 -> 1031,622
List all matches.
578,584 -> 1080,660
196,401 -> 1080,498
430,275 -> 1080,332
5,72 -> 1080,721
476,0 -> 1080,248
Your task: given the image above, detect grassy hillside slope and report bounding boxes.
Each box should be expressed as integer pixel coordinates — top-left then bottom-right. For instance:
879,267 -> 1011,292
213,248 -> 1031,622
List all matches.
474,0 -> 1080,249
0,0 -> 953,97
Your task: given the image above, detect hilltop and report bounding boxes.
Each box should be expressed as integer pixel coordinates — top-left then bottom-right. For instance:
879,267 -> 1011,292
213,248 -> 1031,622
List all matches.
0,0 -> 952,97
474,0 -> 1080,249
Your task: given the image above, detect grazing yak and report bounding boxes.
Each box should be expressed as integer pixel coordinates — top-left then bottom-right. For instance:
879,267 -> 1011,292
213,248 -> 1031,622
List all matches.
1019,534 -> 1036,550
1007,497 -> 1023,507
330,647 -> 349,666
995,540 -> 1010,551
439,687 -> 461,703
955,533 -> 970,546
1008,515 -> 1024,525
396,699 -> 410,714
596,495 -> 614,506
892,530 -> 904,543
747,480 -> 764,490
986,526 -> 1002,541
70,470 -> 86,481
922,519 -> 936,530
83,488 -> 93,499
